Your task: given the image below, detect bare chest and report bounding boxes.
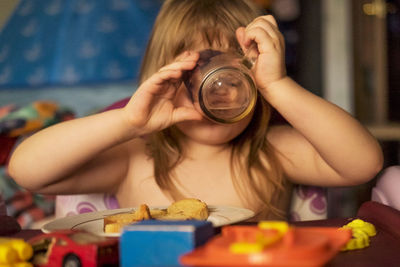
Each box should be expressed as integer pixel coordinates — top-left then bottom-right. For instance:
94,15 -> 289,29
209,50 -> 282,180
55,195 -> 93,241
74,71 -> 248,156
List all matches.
116,154 -> 245,209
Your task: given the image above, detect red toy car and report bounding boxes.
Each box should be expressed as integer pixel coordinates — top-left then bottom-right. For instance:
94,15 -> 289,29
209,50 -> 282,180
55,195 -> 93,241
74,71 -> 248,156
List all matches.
28,230 -> 119,267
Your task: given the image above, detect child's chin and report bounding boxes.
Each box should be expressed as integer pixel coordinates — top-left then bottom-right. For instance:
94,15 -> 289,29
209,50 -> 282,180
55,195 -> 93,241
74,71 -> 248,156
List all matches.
176,118 -> 248,144
185,126 -> 240,145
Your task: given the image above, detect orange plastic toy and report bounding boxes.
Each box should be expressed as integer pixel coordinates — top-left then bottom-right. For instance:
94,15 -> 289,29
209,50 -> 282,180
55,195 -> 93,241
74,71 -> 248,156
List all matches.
180,222 -> 351,267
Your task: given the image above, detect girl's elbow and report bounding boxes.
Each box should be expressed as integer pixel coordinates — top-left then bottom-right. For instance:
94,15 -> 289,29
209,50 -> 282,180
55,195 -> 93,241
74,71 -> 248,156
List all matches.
8,160 -> 42,192
356,147 -> 384,184
7,159 -> 22,185
371,150 -> 384,179
8,152 -> 24,184
8,170 -> 30,192
371,144 -> 384,176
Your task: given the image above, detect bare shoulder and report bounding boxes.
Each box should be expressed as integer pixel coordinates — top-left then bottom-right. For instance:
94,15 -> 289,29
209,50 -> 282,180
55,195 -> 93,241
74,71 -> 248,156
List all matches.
124,136 -> 150,159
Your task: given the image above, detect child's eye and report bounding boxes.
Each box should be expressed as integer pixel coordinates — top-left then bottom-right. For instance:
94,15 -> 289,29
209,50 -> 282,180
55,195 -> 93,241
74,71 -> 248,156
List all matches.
229,79 -> 242,87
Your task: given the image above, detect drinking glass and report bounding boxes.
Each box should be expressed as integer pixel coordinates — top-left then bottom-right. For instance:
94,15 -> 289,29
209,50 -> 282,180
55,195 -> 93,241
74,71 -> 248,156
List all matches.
183,45 -> 258,124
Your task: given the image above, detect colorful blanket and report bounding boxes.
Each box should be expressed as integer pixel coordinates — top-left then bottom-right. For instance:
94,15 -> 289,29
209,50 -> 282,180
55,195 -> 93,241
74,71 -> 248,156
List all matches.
0,101 -> 74,228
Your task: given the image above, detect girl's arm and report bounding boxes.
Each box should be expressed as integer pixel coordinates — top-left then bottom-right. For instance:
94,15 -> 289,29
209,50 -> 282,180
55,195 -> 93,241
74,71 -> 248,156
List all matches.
8,51 -> 202,194
237,16 -> 383,186
265,79 -> 383,186
9,109 -> 133,194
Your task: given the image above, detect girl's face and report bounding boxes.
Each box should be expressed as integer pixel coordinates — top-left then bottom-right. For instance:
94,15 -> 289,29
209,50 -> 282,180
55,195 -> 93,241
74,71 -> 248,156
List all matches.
173,84 -> 253,145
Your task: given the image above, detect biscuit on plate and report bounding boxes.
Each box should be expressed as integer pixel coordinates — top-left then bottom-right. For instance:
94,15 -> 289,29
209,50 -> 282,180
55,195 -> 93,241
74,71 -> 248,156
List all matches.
103,199 -> 209,233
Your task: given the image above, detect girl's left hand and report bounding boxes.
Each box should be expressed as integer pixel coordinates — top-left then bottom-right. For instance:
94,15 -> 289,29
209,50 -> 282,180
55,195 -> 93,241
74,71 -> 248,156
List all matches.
236,15 -> 286,93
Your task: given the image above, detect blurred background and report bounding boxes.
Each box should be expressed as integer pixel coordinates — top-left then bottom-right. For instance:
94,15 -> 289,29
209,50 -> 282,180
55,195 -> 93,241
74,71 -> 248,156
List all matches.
0,0 -> 399,227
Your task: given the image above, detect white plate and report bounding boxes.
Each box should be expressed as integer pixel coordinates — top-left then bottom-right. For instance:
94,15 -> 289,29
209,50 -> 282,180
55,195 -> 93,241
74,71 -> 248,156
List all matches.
42,205 -> 255,237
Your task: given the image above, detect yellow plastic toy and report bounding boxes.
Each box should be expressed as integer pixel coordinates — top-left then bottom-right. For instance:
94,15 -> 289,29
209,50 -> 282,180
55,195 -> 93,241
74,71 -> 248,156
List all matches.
230,242 -> 264,254
341,219 -> 377,251
0,263 -> 33,267
0,238 -> 33,266
229,221 -> 290,254
258,221 -> 289,236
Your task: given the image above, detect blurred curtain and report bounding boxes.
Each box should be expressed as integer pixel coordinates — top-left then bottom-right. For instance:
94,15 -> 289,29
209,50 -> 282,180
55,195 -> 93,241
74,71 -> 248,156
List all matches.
0,0 -> 160,89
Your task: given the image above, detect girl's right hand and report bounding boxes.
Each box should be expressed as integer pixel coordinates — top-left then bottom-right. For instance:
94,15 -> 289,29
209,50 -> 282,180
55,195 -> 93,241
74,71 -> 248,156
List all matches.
122,51 -> 203,137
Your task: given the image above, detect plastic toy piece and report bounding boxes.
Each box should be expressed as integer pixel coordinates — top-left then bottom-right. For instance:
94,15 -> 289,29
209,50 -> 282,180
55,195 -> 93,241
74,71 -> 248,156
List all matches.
229,221 -> 289,254
0,262 -> 33,267
17,263 -> 33,267
341,219 -> 377,251
345,219 -> 376,236
0,243 -> 18,264
28,230 -> 119,267
230,242 -> 264,254
257,221 -> 289,247
181,223 -> 351,267
0,238 -> 33,265
120,220 -> 214,267
258,221 -> 289,235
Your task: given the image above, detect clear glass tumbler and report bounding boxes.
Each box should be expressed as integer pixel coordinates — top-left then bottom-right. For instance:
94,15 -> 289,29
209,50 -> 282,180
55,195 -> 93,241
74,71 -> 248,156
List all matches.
183,47 -> 258,124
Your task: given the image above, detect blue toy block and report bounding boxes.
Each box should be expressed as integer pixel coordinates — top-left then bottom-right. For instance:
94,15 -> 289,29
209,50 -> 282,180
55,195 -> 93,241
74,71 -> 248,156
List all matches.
120,220 -> 214,267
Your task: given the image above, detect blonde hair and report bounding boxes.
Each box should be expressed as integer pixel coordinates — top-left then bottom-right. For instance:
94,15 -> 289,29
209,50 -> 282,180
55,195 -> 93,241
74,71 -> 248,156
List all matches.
140,0 -> 285,218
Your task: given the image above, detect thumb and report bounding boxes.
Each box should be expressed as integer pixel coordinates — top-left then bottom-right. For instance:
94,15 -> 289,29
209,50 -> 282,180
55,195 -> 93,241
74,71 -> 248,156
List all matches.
236,27 -> 252,53
236,27 -> 247,52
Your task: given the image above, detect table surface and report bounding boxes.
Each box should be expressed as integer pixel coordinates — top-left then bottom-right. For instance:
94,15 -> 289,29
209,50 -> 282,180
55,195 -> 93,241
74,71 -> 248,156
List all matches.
3,201 -> 400,267
294,201 -> 400,267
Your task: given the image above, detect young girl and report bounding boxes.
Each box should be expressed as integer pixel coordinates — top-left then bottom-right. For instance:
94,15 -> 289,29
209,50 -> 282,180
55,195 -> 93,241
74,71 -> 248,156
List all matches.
8,0 -> 383,220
